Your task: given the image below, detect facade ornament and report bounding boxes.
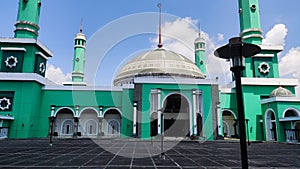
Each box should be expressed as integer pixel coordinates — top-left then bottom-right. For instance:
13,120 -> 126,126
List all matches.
0,97 -> 11,110
258,62 -> 270,74
39,62 -> 46,74
5,56 -> 18,68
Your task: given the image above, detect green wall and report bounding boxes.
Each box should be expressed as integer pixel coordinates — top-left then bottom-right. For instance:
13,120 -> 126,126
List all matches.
0,81 -> 43,138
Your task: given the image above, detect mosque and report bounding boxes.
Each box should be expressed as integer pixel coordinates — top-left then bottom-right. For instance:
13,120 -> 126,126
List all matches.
0,0 -> 299,143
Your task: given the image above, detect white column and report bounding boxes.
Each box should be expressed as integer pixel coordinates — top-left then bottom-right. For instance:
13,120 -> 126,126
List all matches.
133,102 -> 137,135
192,91 -> 197,135
157,89 -> 161,134
199,91 -> 204,136
98,117 -> 103,136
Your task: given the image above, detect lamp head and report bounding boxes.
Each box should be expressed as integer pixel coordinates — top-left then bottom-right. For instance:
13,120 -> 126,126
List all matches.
214,37 -> 261,67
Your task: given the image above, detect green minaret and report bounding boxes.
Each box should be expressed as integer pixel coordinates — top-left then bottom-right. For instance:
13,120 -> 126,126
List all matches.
14,0 -> 42,39
72,27 -> 86,82
194,32 -> 206,77
238,0 -> 263,45
238,0 -> 280,78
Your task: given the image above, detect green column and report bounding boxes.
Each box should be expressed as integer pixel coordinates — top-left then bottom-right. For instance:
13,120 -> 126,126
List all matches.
238,0 -> 263,45
14,0 -> 42,39
194,33 -> 206,77
72,30 -> 86,82
238,0 -> 263,77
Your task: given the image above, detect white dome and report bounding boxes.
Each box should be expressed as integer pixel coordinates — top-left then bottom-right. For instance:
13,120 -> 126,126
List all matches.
270,86 -> 293,97
75,32 -> 86,41
114,48 -> 204,86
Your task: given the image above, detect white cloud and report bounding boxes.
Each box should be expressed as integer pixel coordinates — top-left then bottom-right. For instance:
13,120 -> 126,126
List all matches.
279,47 -> 300,76
150,17 -> 231,85
278,47 -> 300,98
262,24 -> 287,46
217,33 -> 224,42
45,64 -> 71,85
261,24 -> 300,98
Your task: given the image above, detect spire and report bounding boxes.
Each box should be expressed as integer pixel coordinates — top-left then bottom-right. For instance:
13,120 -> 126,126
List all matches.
194,21 -> 205,45
80,18 -> 83,33
157,3 -> 163,48
14,0 -> 42,39
198,22 -> 201,37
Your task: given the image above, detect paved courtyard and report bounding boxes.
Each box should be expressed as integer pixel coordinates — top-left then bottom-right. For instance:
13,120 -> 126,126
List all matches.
0,138 -> 299,168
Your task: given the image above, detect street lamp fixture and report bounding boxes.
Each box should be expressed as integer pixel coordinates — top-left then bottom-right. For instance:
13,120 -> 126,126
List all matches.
99,105 -> 104,117
73,105 -> 80,138
48,115 -> 55,146
214,37 -> 261,169
158,108 -> 165,160
99,106 -> 103,111
133,101 -> 138,107
245,119 -> 250,146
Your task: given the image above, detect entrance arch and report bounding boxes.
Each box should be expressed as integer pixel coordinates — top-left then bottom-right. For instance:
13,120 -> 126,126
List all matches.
103,108 -> 121,137
61,119 -> 74,135
265,109 -> 277,141
222,110 -> 238,138
283,108 -> 300,130
55,108 -> 75,136
85,120 -> 98,135
79,108 -> 98,136
162,93 -> 190,137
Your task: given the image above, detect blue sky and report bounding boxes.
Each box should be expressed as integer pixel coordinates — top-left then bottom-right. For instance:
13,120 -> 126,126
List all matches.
1,1 -> 300,86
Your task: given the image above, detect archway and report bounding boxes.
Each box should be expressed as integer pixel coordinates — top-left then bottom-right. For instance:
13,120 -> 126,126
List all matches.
222,121 -> 230,137
265,110 -> 277,141
150,112 -> 158,137
79,108 -> 98,136
222,110 -> 238,138
284,109 -> 299,118
103,109 -> 121,137
61,120 -> 74,135
85,120 -> 98,135
284,108 -> 300,130
282,108 -> 300,142
162,93 -> 190,137
55,108 -> 75,136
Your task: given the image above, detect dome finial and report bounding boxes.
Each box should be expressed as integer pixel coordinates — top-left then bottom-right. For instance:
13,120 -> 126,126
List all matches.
157,3 -> 163,48
80,18 -> 83,33
198,21 -> 201,37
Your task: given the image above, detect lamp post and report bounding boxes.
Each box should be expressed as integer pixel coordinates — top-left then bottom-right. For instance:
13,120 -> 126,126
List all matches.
245,119 -> 250,146
98,106 -> 104,136
73,105 -> 80,138
159,108 -> 165,160
48,116 -> 55,146
49,105 -> 56,146
214,37 -> 261,169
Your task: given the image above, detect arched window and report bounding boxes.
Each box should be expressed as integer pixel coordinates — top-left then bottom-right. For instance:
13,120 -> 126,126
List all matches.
284,109 -> 298,117
108,119 -> 120,135
61,120 -> 74,135
85,120 -> 97,135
